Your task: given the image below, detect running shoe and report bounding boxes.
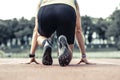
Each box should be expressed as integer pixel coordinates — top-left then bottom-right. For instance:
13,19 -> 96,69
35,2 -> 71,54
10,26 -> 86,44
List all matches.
57,35 -> 72,66
42,40 -> 53,65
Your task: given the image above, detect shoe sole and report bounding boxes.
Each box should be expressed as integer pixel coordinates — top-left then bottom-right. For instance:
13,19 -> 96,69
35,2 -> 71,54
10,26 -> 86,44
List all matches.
58,35 -> 72,66
42,46 -> 53,65
58,48 -> 72,66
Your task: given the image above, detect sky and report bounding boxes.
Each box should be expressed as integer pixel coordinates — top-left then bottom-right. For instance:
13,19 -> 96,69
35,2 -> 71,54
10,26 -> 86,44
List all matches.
0,0 -> 120,20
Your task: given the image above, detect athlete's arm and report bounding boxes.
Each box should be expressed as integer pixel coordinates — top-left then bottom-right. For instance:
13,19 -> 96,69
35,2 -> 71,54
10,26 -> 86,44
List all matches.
75,1 -> 92,64
27,3 -> 40,64
75,1 -> 86,54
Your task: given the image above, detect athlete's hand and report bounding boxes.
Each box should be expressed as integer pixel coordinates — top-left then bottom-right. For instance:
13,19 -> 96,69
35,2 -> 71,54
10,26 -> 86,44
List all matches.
26,58 -> 40,64
77,58 -> 94,64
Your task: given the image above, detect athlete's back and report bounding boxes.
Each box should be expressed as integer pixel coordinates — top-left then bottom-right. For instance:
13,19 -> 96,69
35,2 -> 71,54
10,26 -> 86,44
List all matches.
40,0 -> 76,10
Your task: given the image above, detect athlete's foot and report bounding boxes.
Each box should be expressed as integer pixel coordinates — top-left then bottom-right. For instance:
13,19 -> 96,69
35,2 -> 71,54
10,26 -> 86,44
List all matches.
42,40 -> 53,65
58,35 -> 72,66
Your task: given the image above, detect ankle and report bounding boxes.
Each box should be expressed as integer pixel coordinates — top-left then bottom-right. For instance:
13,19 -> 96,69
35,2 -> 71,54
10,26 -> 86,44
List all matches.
42,39 -> 47,46
42,39 -> 52,47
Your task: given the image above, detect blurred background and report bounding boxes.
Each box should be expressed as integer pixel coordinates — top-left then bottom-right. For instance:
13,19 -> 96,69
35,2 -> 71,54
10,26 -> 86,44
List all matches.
0,0 -> 120,58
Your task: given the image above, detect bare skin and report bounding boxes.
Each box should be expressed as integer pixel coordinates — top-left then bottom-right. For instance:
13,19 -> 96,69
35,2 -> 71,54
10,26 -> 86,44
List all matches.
27,1 -> 91,64
75,2 -> 90,64
26,58 -> 39,64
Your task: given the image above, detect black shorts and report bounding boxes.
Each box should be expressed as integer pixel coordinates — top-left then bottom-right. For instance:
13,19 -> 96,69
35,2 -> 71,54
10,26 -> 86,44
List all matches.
37,4 -> 76,44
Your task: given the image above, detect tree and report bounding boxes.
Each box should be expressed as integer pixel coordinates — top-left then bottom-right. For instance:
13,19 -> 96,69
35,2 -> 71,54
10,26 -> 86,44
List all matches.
95,18 -> 108,41
81,16 -> 94,44
106,10 -> 120,49
14,17 -> 32,45
6,18 -> 19,46
0,20 -> 12,46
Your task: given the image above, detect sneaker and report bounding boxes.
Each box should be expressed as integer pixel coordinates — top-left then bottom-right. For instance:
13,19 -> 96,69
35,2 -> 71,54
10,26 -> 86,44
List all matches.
57,35 -> 72,66
42,40 -> 53,65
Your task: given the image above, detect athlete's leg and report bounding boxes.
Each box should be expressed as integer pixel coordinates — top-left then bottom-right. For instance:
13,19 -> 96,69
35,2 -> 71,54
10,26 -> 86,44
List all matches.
57,35 -> 72,66
37,5 -> 58,65
54,4 -> 76,66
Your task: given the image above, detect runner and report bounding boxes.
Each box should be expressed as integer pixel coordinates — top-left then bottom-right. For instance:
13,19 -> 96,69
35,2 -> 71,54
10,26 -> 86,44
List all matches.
27,0 -> 91,66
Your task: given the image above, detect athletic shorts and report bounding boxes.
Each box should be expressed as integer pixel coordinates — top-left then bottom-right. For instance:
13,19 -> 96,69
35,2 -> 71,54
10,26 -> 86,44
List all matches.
37,4 -> 76,44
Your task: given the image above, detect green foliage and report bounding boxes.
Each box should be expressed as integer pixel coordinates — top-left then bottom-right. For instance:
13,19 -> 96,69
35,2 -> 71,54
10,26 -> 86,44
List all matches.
105,9 -> 120,49
0,20 -> 11,45
0,50 -> 5,57
0,9 -> 120,50
95,18 -> 108,40
81,15 -> 93,35
81,16 -> 94,43
106,10 -> 120,38
0,17 -> 35,46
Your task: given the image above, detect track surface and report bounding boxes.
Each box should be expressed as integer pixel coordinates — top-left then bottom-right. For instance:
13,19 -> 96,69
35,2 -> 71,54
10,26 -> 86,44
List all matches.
0,58 -> 120,80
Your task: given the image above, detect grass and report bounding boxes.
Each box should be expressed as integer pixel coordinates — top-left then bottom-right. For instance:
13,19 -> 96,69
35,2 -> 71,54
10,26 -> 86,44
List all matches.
0,48 -> 120,59
74,51 -> 120,59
